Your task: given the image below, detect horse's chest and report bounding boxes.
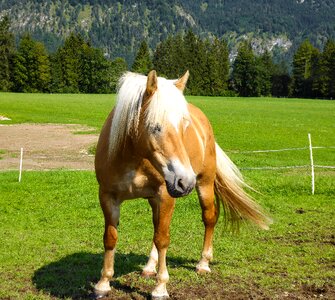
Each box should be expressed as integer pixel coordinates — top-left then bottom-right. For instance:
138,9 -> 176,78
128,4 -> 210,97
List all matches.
113,170 -> 154,200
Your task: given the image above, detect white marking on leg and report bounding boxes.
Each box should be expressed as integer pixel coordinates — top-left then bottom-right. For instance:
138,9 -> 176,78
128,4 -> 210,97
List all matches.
143,243 -> 158,275
95,199 -> 120,296
152,248 -> 169,298
196,246 -> 213,273
94,248 -> 116,294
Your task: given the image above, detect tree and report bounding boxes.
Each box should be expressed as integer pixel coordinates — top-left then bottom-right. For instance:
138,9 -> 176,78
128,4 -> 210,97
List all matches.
131,40 -> 152,74
12,34 -> 51,92
183,30 -> 206,95
52,33 -> 85,93
257,50 -> 273,96
322,40 -> 335,99
204,38 -> 229,96
313,39 -> 335,99
109,57 -> 128,92
271,61 -> 291,97
0,16 -> 15,91
232,41 -> 260,97
79,45 -> 110,93
51,33 -> 116,93
291,40 -> 319,98
153,32 -> 230,96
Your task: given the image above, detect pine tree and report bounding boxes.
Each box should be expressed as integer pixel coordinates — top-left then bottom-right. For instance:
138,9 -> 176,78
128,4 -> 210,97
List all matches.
171,34 -> 186,78
153,33 -> 229,96
12,34 -> 51,92
271,61 -> 291,97
34,41 -> 51,92
0,16 -> 15,91
79,45 -> 110,93
324,40 -> 335,99
153,34 -> 187,79
291,40 -> 319,98
109,57 -> 127,92
313,39 -> 335,99
183,30 -> 206,95
52,33 -> 86,93
131,40 -> 152,74
203,38 -> 229,96
257,50 -> 273,96
153,36 -> 173,77
12,53 -> 27,92
232,41 -> 260,97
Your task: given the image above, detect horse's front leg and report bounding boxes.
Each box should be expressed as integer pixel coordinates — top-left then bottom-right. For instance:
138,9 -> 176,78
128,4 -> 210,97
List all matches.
148,194 -> 175,299
196,183 -> 219,274
142,242 -> 158,278
94,190 -> 121,298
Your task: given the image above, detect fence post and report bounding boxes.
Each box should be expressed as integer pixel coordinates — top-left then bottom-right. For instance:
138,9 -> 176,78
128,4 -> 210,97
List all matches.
308,134 -> 315,195
19,147 -> 23,182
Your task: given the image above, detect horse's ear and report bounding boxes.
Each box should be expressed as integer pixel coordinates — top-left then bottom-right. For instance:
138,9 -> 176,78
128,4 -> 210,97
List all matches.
146,70 -> 158,97
175,70 -> 189,92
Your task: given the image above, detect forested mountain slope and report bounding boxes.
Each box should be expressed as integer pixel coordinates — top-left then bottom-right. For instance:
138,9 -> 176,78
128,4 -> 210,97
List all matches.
0,0 -> 334,64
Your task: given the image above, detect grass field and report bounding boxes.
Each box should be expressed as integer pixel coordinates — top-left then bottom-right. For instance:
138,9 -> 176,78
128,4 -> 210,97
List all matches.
0,93 -> 334,299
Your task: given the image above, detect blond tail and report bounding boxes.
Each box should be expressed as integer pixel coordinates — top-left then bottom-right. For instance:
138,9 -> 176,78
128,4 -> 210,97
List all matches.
214,143 -> 271,231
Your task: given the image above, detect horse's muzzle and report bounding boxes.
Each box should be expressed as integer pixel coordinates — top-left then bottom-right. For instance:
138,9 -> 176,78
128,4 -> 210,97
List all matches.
165,175 -> 195,198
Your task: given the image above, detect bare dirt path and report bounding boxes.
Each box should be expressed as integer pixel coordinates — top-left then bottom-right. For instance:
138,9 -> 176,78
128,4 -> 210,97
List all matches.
0,123 -> 99,171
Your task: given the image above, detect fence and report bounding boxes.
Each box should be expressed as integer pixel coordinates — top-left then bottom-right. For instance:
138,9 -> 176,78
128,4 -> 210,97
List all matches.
4,134 -> 335,194
226,134 -> 335,195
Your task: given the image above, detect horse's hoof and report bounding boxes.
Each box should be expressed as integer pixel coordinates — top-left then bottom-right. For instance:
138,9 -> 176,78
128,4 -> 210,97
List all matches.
151,288 -> 169,299
196,265 -> 211,274
94,285 -> 111,299
141,270 -> 157,279
95,290 -> 110,299
95,293 -> 108,300
152,295 -> 169,300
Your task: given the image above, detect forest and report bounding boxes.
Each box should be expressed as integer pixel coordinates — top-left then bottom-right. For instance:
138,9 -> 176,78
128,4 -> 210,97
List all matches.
0,0 -> 334,63
0,16 -> 334,99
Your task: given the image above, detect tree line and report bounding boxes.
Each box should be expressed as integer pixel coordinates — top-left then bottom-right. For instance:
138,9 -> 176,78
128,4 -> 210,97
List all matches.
1,16 -> 334,98
0,16 -> 127,94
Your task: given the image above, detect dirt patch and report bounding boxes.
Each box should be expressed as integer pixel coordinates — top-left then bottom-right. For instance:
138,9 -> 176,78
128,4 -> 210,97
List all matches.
92,274 -> 335,300
0,123 -> 98,170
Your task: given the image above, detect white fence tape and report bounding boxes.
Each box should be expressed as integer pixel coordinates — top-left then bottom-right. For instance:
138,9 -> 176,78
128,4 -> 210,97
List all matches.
228,146 -> 335,154
315,165 -> 335,169
0,135 -> 333,194
226,134 -> 334,194
241,165 -> 310,170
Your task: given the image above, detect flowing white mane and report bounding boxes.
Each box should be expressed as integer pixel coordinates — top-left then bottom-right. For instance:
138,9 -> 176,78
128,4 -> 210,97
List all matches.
109,72 -> 190,157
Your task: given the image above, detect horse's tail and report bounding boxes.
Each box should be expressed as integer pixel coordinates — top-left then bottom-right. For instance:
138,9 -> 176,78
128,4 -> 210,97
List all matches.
214,143 -> 271,231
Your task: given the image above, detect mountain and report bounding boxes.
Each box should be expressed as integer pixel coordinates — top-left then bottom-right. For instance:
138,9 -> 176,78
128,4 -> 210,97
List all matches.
0,0 -> 334,64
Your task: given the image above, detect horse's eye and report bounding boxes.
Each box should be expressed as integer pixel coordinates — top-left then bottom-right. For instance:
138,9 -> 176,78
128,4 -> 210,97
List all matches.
151,124 -> 162,134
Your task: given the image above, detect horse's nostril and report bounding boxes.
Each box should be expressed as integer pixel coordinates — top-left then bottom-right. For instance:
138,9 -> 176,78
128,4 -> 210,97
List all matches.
177,178 -> 186,192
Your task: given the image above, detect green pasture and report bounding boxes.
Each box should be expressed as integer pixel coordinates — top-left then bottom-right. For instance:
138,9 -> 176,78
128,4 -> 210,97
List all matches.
0,93 -> 334,299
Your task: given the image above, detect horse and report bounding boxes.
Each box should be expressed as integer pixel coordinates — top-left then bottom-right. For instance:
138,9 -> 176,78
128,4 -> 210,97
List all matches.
94,70 -> 270,299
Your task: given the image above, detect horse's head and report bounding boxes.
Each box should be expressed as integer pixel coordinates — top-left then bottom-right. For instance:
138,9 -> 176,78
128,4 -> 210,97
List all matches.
138,70 -> 196,198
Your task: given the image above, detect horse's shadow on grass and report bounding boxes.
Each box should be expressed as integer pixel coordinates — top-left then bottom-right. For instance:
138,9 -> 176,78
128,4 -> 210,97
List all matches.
33,252 -> 196,299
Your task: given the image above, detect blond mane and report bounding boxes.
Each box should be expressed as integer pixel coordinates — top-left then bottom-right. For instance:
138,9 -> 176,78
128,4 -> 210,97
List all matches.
108,72 -> 189,157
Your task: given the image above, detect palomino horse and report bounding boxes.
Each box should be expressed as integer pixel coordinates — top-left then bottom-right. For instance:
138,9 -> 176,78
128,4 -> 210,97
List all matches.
94,70 -> 270,299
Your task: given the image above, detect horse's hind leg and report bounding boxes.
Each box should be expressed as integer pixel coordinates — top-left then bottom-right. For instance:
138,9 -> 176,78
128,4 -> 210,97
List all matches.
196,183 -> 219,274
94,190 -> 121,298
